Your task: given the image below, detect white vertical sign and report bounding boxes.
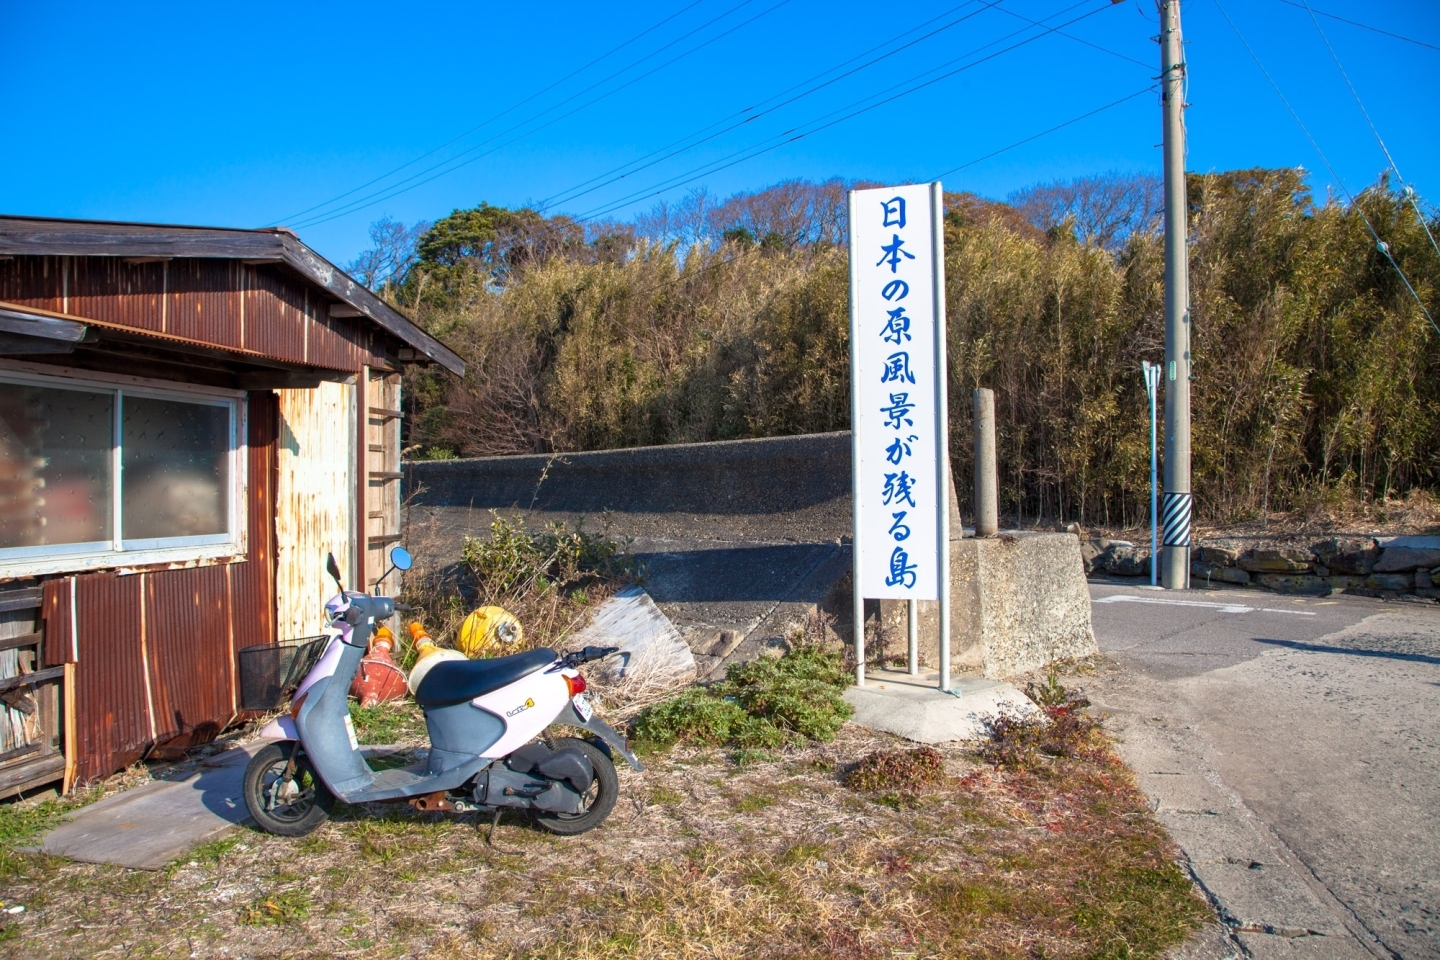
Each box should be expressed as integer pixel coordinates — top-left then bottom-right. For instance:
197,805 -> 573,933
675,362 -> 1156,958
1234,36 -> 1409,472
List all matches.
849,182 -> 948,601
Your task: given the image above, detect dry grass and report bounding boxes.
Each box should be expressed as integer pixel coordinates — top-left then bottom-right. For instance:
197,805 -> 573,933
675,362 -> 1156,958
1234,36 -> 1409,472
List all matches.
0,722 -> 1209,959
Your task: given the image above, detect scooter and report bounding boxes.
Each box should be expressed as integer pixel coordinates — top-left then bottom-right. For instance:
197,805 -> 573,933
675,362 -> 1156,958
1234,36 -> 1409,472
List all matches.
242,547 -> 642,837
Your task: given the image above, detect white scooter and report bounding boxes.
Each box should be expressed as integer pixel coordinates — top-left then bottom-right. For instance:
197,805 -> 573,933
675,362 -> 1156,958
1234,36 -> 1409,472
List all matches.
243,548 -> 641,837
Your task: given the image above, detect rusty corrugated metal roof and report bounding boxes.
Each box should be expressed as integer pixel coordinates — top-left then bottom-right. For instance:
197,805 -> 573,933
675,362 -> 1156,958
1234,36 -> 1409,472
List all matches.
0,214 -> 464,375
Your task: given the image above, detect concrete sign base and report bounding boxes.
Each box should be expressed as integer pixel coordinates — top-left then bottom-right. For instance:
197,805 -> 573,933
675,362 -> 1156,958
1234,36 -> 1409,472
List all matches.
843,669 -> 1037,743
880,531 -> 1098,678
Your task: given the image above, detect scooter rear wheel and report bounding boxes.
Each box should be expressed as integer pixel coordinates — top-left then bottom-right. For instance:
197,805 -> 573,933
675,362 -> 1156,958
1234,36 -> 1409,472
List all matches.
531,737 -> 618,835
243,741 -> 336,837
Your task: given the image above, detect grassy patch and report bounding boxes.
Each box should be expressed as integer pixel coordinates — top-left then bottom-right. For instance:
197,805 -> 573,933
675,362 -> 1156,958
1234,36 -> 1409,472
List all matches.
237,889 -> 312,926
348,699 -> 426,744
632,644 -> 853,750
0,721 -> 1209,959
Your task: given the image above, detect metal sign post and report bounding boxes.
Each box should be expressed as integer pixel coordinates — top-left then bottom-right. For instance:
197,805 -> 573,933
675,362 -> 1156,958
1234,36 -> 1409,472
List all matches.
1143,361 -> 1161,586
848,182 -> 950,690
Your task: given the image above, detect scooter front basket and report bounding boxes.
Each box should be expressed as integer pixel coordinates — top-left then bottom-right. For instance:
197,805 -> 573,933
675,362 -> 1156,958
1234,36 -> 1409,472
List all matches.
237,635 -> 329,711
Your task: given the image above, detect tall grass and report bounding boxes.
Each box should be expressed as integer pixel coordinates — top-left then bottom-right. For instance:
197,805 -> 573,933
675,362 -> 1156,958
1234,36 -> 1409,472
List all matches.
390,169 -> 1439,527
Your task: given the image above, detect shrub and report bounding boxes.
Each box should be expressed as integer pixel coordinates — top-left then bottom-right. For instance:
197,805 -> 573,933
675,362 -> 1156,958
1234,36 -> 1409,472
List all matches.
844,746 -> 946,793
632,645 -> 853,751
978,675 -> 1101,771
714,644 -> 852,742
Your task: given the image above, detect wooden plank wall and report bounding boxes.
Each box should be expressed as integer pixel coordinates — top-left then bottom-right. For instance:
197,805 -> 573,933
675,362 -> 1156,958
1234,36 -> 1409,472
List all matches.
0,587 -> 63,797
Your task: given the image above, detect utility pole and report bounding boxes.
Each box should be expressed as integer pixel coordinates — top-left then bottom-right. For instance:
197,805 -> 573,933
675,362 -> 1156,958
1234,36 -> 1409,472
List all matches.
1159,0 -> 1192,589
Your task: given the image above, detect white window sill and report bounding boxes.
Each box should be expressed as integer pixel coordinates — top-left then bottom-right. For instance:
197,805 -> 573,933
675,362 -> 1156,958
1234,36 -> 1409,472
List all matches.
0,541 -> 248,581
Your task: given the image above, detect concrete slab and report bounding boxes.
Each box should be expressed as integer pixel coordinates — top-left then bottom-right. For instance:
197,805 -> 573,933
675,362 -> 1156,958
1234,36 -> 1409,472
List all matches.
843,669 -> 1036,743
570,587 -> 695,695
36,743 -> 262,870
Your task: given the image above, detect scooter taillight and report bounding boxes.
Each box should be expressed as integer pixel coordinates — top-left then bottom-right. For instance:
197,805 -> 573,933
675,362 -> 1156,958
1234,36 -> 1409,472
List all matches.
565,673 -> 587,696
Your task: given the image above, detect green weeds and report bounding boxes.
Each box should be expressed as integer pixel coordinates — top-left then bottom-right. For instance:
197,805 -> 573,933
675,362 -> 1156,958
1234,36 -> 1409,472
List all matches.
632,644 -> 852,750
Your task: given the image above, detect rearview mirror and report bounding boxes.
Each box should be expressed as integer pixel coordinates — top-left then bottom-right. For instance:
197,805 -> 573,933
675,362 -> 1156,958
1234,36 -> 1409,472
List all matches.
326,552 -> 344,589
389,546 -> 413,571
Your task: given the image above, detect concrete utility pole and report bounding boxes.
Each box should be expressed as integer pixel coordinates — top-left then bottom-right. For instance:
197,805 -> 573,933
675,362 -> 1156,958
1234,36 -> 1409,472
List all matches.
973,389 -> 998,538
1159,0 -> 1192,589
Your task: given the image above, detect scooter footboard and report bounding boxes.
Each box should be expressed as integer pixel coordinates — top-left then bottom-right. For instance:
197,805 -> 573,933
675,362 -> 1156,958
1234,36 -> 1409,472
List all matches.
554,703 -> 644,771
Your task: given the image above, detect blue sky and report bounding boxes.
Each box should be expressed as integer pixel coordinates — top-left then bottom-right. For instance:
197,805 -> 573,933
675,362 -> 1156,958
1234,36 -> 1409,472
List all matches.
2,0 -> 1435,267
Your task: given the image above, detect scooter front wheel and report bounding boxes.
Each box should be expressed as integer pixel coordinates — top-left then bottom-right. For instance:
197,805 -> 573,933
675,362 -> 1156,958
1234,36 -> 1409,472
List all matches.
243,741 -> 336,837
531,737 -> 618,836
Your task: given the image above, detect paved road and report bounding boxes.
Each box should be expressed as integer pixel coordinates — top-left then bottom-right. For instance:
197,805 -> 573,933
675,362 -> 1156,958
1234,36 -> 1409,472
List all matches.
1083,584 -> 1440,960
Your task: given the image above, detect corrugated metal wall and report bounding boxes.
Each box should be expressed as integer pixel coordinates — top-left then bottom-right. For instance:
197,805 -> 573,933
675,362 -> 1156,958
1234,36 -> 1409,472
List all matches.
0,257 -> 386,372
42,392 -> 277,784
274,382 -> 356,640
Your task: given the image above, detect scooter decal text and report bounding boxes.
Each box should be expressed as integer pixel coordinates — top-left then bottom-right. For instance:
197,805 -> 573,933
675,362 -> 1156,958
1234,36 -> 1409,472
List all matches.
506,698 -> 535,718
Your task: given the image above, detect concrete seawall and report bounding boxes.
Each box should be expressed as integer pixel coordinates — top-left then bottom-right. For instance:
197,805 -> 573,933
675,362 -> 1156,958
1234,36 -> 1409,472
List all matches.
404,431 -> 1093,681
405,431 -> 854,544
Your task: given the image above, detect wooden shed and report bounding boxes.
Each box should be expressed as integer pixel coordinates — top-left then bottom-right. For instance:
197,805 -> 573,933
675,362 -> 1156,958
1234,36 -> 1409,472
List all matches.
0,215 -> 463,794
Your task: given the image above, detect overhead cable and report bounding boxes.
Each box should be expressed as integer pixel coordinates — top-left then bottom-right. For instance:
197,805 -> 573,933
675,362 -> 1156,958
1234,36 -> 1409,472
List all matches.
572,0 -> 1124,224
265,0 -> 709,226
1213,0 -> 1437,335
1300,0 -> 1440,260
1274,0 -> 1440,53
930,85 -> 1156,180
536,0 -> 1005,211
542,0 -> 1149,214
289,0 -> 794,230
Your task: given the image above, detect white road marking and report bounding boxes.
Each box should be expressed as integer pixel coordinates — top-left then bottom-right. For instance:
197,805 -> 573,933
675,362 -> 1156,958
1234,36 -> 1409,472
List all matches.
1093,595 -> 1317,616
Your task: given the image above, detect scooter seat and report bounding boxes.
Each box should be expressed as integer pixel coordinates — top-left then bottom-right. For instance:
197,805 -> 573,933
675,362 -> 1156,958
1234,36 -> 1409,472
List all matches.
414,649 -> 558,708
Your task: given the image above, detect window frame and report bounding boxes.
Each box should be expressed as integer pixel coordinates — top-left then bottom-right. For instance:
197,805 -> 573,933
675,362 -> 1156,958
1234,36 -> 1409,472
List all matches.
0,360 -> 248,578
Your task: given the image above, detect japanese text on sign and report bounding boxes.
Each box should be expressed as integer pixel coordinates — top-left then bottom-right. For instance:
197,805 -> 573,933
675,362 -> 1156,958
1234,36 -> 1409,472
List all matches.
850,183 -> 945,599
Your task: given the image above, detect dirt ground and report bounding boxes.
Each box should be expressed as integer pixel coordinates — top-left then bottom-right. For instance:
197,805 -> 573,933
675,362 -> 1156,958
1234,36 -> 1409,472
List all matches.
0,709 -> 1209,960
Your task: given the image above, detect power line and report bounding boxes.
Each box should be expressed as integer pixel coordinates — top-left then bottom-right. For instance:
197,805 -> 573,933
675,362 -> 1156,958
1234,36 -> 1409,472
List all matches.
931,85 -> 1156,180
599,86 -> 1160,298
536,0 -> 1005,211
538,0 -> 1151,214
571,0 -> 1124,225
1212,0 -> 1437,335
1274,0 -> 1440,54
1300,0 -> 1440,260
265,0 -> 708,227
289,0 -> 794,230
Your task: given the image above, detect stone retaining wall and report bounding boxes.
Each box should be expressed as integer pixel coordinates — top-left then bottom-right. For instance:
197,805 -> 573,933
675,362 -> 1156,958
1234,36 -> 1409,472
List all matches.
1083,535 -> 1440,599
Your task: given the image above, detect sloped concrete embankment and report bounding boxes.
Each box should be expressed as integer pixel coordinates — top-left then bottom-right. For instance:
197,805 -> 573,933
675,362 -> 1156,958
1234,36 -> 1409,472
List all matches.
405,432 -> 1093,679
406,433 -> 853,677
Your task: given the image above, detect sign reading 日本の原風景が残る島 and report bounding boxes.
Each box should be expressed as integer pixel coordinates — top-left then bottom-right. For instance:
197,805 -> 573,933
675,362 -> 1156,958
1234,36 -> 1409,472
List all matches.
848,182 -> 948,602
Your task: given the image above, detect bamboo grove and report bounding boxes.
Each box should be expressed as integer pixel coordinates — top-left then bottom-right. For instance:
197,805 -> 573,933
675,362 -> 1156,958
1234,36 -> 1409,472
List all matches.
366,169 -> 1440,528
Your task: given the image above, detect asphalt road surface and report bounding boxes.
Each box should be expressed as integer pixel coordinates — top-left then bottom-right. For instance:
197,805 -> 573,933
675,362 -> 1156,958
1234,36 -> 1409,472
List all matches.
1084,583 -> 1439,960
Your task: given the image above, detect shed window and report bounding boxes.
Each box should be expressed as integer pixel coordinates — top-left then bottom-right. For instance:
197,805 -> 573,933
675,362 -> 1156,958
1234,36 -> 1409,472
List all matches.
0,369 -> 243,572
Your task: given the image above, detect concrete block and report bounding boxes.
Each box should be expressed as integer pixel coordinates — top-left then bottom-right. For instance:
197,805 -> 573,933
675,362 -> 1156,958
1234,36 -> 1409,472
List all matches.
1193,562 -> 1251,585
1197,545 -> 1241,566
1366,572 -> 1413,592
956,532 -> 1098,678
876,532 -> 1097,679
1373,545 -> 1440,572
1254,574 -> 1331,595
843,670 -> 1037,743
1238,549 -> 1313,574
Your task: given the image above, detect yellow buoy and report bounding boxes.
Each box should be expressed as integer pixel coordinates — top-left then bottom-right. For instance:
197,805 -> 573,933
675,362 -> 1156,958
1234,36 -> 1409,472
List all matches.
457,606 -> 524,659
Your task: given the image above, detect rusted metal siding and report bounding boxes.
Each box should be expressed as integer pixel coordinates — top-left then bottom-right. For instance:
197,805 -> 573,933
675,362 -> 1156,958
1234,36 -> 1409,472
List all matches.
0,256 -> 387,372
39,390 -> 278,784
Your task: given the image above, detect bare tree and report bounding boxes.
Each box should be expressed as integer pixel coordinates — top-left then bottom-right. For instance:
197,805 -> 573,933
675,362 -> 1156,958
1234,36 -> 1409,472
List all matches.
1009,172 -> 1163,252
347,217 -> 430,291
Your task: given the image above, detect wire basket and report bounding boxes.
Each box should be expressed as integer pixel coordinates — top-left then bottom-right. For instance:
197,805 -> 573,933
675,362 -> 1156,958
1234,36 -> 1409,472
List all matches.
237,635 -> 329,711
